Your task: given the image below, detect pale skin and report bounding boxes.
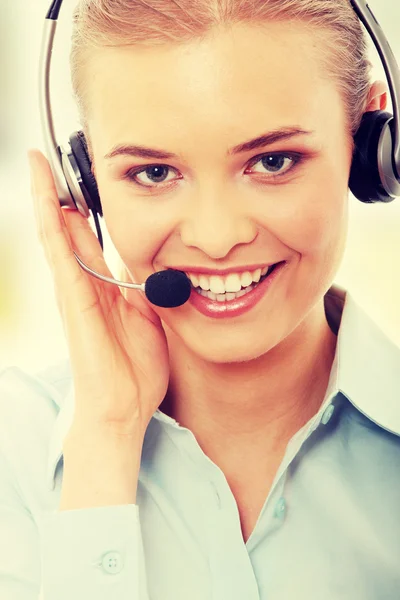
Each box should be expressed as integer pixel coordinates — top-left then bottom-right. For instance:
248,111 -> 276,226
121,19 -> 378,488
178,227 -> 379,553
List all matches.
29,21 -> 387,542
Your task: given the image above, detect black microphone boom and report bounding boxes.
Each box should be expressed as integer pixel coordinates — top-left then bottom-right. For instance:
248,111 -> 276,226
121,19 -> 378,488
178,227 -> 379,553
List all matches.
73,252 -> 192,308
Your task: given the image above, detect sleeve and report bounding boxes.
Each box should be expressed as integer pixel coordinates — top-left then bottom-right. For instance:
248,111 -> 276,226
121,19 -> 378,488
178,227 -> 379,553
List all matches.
0,364 -> 150,600
0,441 -> 150,600
36,504 -> 151,600
0,437 -> 42,599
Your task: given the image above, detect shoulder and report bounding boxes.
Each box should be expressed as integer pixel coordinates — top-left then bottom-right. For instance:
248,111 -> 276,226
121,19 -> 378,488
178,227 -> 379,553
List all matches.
0,359 -> 72,420
337,398 -> 400,492
0,359 -> 72,474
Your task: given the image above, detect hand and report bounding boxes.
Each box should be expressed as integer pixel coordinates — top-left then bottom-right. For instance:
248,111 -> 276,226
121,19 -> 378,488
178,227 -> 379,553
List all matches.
28,148 -> 170,439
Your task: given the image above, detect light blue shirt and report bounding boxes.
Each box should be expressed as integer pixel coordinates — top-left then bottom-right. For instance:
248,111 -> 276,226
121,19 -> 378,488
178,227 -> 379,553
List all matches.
1,283 -> 400,600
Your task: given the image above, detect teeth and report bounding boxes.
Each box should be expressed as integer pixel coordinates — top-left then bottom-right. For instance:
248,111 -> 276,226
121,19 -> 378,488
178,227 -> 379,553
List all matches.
223,273 -> 242,293
209,275 -> 228,295
199,275 -> 210,291
197,284 -> 256,301
205,291 -> 218,301
240,271 -> 253,288
190,273 -> 200,288
187,266 -> 270,292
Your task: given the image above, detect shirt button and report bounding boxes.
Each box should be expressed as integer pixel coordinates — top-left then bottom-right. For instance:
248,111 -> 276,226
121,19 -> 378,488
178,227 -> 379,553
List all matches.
274,497 -> 286,519
101,551 -> 123,574
321,404 -> 335,425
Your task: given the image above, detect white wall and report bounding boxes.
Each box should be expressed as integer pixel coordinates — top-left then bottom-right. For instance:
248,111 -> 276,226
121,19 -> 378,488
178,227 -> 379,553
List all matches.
1,0 -> 400,372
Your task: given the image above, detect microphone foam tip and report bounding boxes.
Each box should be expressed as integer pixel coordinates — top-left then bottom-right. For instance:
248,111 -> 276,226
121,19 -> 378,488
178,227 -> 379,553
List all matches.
145,270 -> 192,308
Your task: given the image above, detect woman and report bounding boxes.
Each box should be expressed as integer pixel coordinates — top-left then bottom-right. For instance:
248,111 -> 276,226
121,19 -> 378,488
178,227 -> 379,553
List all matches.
3,0 -> 400,598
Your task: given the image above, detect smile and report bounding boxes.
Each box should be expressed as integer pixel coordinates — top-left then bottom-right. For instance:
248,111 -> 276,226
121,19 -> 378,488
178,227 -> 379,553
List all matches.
192,264 -> 278,302
188,261 -> 287,319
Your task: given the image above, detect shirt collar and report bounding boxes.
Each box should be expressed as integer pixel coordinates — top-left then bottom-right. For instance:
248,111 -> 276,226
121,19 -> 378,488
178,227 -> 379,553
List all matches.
326,284 -> 400,436
46,283 -> 400,490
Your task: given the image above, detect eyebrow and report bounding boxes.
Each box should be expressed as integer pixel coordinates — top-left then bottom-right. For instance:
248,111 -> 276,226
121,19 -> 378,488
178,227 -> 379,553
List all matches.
104,127 -> 314,160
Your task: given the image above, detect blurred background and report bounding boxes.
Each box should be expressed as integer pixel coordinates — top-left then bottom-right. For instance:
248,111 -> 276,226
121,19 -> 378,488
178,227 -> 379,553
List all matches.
0,0 -> 400,373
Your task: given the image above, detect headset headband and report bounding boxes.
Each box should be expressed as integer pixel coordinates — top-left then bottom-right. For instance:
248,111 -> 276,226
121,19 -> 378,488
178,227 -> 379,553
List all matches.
350,0 -> 400,171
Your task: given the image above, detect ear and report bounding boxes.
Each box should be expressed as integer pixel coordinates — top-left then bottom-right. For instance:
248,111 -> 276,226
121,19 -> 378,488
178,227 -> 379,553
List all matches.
365,80 -> 389,112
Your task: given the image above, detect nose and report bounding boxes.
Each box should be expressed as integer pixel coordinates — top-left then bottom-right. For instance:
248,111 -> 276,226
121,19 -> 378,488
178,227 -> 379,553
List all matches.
179,187 -> 258,259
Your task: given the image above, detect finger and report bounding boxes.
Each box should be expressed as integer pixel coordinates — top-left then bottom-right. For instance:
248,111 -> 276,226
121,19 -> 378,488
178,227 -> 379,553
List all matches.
62,204 -> 114,279
119,264 -> 164,327
28,151 -> 71,273
27,148 -> 113,310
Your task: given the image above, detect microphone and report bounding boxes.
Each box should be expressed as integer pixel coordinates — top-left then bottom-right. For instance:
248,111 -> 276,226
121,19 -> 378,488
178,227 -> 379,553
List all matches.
73,252 -> 192,308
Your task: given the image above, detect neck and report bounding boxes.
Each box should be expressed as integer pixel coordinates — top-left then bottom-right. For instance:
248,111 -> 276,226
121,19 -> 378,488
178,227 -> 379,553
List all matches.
159,298 -> 338,460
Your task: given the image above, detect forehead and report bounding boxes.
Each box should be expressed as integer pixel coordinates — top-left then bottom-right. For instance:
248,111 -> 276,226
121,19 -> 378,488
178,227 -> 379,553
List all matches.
86,21 -> 343,150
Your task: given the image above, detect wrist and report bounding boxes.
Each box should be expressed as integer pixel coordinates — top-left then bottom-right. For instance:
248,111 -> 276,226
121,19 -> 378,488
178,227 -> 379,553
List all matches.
59,428 -> 144,510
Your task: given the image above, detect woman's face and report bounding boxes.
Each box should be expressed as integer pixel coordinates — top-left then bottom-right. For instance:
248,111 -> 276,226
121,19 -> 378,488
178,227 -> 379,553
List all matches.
85,21 -> 354,363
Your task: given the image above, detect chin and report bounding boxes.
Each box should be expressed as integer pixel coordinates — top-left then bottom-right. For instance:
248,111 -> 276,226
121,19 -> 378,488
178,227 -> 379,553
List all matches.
188,334 -> 277,365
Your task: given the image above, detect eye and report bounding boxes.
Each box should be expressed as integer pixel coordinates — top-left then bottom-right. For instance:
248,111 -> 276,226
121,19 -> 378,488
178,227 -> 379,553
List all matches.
122,151 -> 305,191
123,164 -> 180,188
245,152 -> 302,179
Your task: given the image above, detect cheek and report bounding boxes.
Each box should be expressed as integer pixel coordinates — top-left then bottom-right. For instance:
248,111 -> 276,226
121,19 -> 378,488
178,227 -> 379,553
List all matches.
101,200 -> 172,263
292,199 -> 344,253
272,164 -> 349,257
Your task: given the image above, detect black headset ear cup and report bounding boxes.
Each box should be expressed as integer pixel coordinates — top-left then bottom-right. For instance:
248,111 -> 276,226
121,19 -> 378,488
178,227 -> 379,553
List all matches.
69,130 -> 103,217
349,110 -> 393,204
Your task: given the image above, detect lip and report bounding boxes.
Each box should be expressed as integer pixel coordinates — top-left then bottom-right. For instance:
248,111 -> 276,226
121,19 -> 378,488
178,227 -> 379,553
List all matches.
188,260 -> 287,319
168,263 -> 279,277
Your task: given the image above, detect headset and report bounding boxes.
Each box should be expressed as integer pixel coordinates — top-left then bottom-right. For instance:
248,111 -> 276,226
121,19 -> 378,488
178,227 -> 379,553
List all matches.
38,0 -> 400,285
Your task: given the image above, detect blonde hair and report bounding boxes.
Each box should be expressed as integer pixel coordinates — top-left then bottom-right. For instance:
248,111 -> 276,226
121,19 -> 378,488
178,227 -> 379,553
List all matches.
70,0 -> 373,161
69,0 -> 373,287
